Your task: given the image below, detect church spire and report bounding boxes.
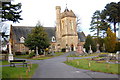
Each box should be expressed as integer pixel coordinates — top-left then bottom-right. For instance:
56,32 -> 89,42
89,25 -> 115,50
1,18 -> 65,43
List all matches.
64,3 -> 69,12
66,4 -> 67,9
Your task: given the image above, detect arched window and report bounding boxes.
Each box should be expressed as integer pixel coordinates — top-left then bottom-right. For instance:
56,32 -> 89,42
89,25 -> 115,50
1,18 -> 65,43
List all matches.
62,20 -> 64,29
52,36 -> 56,42
70,20 -> 74,30
20,37 -> 25,43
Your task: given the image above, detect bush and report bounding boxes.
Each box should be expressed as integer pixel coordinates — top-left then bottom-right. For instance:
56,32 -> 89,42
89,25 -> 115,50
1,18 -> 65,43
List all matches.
28,52 -> 35,58
26,52 -> 29,55
84,35 -> 96,53
115,42 -> 120,52
15,52 -> 21,55
2,50 -> 8,54
21,52 -> 26,55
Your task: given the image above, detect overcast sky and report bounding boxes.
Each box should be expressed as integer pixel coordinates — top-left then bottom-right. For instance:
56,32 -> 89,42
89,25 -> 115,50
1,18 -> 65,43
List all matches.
8,0 -> 120,36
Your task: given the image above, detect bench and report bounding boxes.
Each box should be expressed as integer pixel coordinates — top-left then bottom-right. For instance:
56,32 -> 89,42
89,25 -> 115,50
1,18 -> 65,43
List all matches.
10,60 -> 27,67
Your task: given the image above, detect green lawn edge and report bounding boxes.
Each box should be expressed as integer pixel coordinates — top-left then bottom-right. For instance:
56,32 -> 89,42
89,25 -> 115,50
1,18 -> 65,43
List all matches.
64,58 -> 120,74
15,52 -> 65,60
67,52 -> 109,57
2,64 -> 38,79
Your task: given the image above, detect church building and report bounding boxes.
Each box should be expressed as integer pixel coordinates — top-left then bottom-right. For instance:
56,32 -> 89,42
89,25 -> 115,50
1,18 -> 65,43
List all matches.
9,6 -> 86,54
55,6 -> 79,52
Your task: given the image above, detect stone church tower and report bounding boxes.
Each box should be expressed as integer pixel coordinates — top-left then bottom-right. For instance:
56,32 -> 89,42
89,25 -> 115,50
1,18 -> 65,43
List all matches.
56,6 -> 78,51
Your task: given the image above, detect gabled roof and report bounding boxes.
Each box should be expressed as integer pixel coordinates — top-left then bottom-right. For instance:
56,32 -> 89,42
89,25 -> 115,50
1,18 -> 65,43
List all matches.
11,26 -> 55,43
77,32 -> 86,42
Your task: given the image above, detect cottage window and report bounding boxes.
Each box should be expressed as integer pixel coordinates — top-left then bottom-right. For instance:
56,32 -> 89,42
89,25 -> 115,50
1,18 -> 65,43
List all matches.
20,37 -> 25,43
52,36 -> 56,42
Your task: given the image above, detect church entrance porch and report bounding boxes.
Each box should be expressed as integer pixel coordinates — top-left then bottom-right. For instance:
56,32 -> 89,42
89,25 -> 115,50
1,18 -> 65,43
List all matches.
71,44 -> 74,51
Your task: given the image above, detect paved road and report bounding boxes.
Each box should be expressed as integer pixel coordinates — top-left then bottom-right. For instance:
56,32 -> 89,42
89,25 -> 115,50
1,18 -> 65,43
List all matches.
32,52 -> 119,79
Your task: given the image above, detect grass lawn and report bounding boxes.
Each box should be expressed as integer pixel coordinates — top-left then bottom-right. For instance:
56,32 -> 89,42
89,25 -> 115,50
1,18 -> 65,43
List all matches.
32,56 -> 52,60
54,52 -> 64,56
15,55 -> 29,59
67,52 -> 109,57
2,64 -> 38,79
18,52 -> 65,60
1,61 -> 30,66
32,52 -> 64,60
64,58 -> 120,74
0,61 -> 9,65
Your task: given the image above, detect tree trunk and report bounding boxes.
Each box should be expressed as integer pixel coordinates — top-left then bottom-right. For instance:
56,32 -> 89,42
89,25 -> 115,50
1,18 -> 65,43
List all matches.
113,22 -> 116,35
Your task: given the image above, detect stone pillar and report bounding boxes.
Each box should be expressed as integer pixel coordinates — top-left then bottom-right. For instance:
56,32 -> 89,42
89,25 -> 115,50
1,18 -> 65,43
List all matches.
69,46 -> 71,52
77,44 -> 83,54
66,44 -> 69,52
29,50 -> 31,54
8,41 -> 13,62
103,43 -> 105,52
74,46 -> 76,51
44,50 -> 46,56
56,6 -> 61,41
89,45 -> 93,54
83,48 -> 87,53
96,44 -> 100,53
36,47 -> 39,56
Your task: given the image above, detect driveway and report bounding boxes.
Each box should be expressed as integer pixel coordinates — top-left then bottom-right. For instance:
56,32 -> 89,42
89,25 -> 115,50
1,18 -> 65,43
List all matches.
32,52 -> 119,79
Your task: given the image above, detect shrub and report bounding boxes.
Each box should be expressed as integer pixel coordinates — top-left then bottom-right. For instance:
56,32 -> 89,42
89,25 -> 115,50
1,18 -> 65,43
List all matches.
115,42 -> 120,52
84,35 -> 96,53
104,28 -> 116,53
15,52 -> 21,55
28,52 -> 35,58
2,50 -> 8,54
26,52 -> 29,55
21,52 -> 26,55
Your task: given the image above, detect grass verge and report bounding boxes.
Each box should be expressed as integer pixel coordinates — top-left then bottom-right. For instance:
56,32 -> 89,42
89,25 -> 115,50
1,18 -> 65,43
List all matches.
15,55 -> 29,59
32,56 -> 52,60
30,52 -> 64,60
15,52 -> 64,60
67,52 -> 109,57
64,58 -> 120,74
1,61 -> 9,65
2,64 -> 38,79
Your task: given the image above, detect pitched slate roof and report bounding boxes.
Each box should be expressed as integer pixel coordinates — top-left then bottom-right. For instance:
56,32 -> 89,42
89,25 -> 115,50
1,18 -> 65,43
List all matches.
11,26 -> 85,43
77,32 -> 86,42
61,9 -> 76,19
11,26 -> 55,43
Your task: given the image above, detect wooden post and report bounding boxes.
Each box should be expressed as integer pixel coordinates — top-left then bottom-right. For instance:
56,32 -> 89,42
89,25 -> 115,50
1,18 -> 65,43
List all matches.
88,62 -> 91,67
30,62 -> 32,68
28,66 -> 30,72
19,74 -> 22,80
66,57 -> 69,62
88,62 -> 91,70
26,69 -> 29,77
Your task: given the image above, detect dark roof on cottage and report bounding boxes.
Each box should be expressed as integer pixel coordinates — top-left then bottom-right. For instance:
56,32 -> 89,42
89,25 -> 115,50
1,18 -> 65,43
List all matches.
77,32 -> 86,42
11,26 -> 55,43
44,27 -> 55,39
